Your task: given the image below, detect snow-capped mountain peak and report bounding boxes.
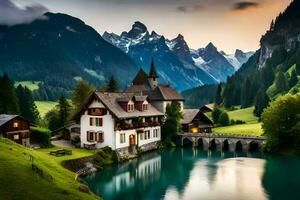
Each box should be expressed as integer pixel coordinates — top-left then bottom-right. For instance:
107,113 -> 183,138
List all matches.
102,21 -> 253,90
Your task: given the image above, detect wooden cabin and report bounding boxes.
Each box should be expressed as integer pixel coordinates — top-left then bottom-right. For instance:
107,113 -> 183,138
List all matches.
181,109 -> 214,134
200,104 -> 214,113
0,115 -> 30,146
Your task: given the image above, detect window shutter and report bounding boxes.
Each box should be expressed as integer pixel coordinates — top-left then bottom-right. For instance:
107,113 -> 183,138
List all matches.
89,118 -> 93,126
87,131 -> 90,142
99,118 -> 103,127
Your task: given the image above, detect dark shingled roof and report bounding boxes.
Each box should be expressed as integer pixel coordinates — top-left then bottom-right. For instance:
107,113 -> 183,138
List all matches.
150,85 -> 184,101
132,68 -> 149,86
124,85 -> 149,93
181,109 -> 214,126
95,92 -> 163,119
125,84 -> 184,101
0,115 -> 20,126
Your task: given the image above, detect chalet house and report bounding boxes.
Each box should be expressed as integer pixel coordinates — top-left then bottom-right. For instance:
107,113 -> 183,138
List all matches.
181,109 -> 214,134
125,59 -> 185,114
125,59 -> 214,133
73,92 -> 164,153
0,115 -> 30,146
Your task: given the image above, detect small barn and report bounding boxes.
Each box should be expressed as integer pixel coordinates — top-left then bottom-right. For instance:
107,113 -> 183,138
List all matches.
0,115 -> 30,146
181,109 -> 214,134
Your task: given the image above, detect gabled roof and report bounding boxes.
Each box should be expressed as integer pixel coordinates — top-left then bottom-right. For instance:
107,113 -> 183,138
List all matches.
73,92 -> 164,120
149,85 -> 184,101
181,109 -> 213,126
132,68 -> 149,86
149,59 -> 158,78
0,115 -> 29,127
124,85 -> 150,93
200,104 -> 214,112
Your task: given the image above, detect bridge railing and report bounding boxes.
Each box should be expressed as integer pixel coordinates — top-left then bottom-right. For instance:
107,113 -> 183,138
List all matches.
179,133 -> 265,140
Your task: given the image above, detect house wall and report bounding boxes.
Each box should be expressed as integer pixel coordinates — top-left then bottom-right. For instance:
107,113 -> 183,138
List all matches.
0,116 -> 30,146
80,100 -> 115,149
152,101 -> 184,114
115,129 -> 137,149
138,126 -> 161,147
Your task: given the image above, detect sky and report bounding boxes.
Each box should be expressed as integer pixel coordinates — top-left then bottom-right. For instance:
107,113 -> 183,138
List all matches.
9,0 -> 292,53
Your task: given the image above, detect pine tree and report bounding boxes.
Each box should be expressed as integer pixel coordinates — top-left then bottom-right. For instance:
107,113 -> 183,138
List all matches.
16,85 -> 40,123
254,89 -> 270,118
71,80 -> 95,110
58,96 -> 71,127
215,84 -> 222,105
275,70 -> 288,93
289,69 -> 298,87
240,78 -> 252,108
0,73 -> 20,114
107,76 -> 119,92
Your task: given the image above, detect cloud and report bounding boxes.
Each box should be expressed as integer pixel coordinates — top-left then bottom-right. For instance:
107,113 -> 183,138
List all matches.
232,1 -> 259,11
0,0 -> 48,26
176,4 -> 204,13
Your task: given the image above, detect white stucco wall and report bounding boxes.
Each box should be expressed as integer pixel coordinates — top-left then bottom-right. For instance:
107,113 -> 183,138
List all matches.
138,126 -> 161,147
115,129 -> 137,149
80,100 -> 115,149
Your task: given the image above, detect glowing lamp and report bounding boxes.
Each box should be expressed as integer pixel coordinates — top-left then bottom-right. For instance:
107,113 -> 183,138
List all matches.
191,128 -> 198,133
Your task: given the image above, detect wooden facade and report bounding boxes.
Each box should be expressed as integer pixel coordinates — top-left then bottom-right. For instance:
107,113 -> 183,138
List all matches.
0,115 -> 30,146
182,111 -> 213,134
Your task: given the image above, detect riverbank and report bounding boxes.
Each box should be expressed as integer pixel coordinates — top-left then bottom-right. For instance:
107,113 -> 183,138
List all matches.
0,137 -> 100,200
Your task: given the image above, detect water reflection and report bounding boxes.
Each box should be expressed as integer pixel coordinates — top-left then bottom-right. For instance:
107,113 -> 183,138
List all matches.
85,148 -> 300,200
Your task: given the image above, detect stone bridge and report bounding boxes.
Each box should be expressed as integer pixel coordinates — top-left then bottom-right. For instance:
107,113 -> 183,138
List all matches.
179,133 -> 265,152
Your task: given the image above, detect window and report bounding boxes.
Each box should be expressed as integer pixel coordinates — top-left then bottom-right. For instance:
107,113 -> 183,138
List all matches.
89,117 -> 103,127
142,103 -> 148,111
144,130 -> 150,140
13,122 -> 18,128
153,129 -> 159,138
127,103 -> 134,112
87,131 -> 104,143
87,131 -> 94,142
120,133 -> 126,144
13,134 -> 19,140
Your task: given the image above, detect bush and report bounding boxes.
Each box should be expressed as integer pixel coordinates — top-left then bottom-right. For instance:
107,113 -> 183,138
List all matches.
212,107 -> 222,124
262,93 -> 300,152
218,112 -> 230,126
30,127 -> 51,148
231,119 -> 246,125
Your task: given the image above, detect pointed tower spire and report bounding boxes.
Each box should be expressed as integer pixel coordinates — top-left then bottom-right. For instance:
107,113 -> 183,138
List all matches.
148,58 -> 158,89
149,58 -> 158,78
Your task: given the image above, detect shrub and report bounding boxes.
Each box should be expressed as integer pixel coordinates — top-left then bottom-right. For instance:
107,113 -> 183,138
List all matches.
262,93 -> 300,152
30,127 -> 51,148
218,112 -> 230,126
212,107 -> 222,124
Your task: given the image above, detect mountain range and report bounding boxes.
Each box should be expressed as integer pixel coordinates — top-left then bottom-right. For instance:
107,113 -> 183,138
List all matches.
103,22 -> 253,90
0,12 -> 252,100
183,0 -> 300,109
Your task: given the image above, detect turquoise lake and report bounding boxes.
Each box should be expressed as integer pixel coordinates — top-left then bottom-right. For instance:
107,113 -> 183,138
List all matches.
84,148 -> 300,200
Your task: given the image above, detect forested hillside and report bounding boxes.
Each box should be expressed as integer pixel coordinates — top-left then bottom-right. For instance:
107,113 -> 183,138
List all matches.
218,0 -> 300,117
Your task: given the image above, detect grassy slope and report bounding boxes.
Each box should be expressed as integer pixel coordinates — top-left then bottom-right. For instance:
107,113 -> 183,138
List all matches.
35,101 -> 58,117
226,106 -> 259,124
0,138 -> 99,200
212,106 -> 263,136
213,123 -> 263,136
15,81 -> 40,91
